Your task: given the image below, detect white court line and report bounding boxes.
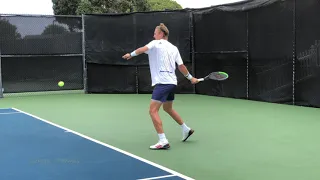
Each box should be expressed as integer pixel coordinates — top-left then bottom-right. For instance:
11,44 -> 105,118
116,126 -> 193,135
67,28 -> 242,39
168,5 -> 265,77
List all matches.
0,112 -> 22,115
12,107 -> 195,180
137,174 -> 177,180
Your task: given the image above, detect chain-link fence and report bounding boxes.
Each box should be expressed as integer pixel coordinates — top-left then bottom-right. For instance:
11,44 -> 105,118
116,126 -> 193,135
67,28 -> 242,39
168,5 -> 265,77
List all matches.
0,14 -> 86,97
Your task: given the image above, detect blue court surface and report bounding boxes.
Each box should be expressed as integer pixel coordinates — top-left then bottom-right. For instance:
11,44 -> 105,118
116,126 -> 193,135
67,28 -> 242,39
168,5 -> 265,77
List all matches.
0,108 -> 194,180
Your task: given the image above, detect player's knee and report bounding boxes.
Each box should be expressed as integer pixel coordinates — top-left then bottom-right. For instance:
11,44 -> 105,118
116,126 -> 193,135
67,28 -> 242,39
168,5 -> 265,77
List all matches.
149,107 -> 158,116
163,105 -> 172,114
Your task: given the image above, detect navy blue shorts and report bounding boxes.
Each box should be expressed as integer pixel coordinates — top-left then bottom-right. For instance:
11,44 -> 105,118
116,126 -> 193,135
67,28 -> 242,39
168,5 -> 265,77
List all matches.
151,84 -> 176,103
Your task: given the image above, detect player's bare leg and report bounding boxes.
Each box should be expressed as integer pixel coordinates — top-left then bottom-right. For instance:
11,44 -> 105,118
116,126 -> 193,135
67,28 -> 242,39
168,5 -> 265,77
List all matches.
163,101 -> 194,141
149,100 -> 170,150
163,101 -> 184,125
149,100 -> 164,134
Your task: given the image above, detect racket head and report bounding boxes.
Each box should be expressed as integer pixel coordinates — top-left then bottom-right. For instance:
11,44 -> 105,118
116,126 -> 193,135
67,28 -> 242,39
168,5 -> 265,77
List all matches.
207,71 -> 229,81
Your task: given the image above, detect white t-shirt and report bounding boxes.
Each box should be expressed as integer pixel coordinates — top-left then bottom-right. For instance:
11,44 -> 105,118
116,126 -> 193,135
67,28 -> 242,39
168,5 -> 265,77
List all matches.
145,39 -> 184,86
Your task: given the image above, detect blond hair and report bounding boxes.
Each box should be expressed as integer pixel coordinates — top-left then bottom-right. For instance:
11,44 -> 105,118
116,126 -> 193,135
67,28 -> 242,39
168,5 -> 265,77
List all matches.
156,23 -> 169,38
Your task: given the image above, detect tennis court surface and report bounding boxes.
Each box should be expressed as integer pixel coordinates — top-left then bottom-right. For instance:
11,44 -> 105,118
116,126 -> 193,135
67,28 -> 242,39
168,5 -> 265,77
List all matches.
0,107 -> 193,180
1,93 -> 320,180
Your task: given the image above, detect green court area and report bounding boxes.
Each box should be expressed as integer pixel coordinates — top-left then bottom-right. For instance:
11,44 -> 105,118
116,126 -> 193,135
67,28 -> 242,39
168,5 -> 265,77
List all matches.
1,93 -> 320,180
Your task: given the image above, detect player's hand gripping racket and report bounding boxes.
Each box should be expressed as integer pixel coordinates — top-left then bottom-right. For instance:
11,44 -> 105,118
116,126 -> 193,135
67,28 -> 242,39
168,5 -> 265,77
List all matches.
198,71 -> 229,82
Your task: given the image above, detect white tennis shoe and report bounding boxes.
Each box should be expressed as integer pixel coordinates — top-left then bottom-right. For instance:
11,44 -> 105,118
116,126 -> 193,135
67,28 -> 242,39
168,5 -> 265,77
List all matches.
182,129 -> 194,142
149,140 -> 170,150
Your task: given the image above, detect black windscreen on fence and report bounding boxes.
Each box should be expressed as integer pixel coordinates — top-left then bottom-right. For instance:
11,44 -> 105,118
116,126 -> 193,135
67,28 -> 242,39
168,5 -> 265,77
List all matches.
0,14 -> 84,95
137,65 -> 153,93
1,0 -> 320,108
2,56 -> 83,93
247,0 -> 294,104
193,8 -> 248,52
193,6 -> 248,99
294,0 -> 320,107
0,15 -> 82,55
195,53 -> 247,98
84,14 -> 136,66
84,10 -> 193,94
87,63 -> 137,93
85,10 -> 191,66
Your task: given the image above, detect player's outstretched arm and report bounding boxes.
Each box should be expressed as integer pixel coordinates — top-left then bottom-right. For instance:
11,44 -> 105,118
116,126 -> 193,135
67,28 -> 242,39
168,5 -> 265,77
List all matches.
122,46 -> 149,60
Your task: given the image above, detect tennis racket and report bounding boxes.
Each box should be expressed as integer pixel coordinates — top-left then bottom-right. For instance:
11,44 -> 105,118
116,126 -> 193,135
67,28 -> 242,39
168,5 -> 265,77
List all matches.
198,71 -> 229,82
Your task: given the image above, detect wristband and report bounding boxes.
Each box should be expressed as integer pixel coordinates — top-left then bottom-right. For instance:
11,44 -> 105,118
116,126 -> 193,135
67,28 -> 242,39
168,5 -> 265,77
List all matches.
130,51 -> 137,57
185,73 -> 193,80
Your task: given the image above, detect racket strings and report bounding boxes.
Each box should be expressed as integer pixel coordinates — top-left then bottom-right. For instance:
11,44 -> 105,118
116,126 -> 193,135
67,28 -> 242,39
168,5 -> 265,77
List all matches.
210,72 -> 228,80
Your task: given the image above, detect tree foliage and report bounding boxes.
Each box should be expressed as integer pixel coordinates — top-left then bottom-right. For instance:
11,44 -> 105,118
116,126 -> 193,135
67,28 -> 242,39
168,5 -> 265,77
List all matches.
52,0 -> 182,15
42,24 -> 68,35
0,18 -> 21,40
148,0 -> 182,11
75,0 -> 104,14
53,0 -> 152,15
52,0 -> 81,15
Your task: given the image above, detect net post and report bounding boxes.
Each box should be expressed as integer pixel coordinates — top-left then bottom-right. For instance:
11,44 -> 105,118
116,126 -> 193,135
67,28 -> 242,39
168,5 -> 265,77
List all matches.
82,14 -> 88,94
0,49 -> 3,98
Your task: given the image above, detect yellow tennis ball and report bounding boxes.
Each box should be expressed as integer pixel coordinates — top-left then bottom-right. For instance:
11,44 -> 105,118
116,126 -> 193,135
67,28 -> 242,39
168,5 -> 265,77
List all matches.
58,81 -> 64,87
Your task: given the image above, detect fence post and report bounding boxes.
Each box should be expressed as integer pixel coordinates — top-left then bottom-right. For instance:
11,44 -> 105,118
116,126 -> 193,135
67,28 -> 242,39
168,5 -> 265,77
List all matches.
292,0 -> 296,105
317,40 -> 320,67
0,49 -> 3,98
189,10 -> 196,94
82,14 -> 87,94
133,13 -> 139,94
246,11 -> 249,99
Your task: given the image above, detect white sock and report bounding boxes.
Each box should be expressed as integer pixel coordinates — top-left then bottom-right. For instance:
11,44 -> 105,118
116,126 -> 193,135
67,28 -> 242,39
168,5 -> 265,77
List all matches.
158,133 -> 167,142
181,123 -> 190,132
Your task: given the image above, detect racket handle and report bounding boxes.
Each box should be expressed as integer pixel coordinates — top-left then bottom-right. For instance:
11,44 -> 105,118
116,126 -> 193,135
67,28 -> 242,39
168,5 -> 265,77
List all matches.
198,78 -> 204,82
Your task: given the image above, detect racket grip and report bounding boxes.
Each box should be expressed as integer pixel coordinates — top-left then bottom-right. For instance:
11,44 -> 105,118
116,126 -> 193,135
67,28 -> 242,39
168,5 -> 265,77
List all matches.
198,78 -> 204,82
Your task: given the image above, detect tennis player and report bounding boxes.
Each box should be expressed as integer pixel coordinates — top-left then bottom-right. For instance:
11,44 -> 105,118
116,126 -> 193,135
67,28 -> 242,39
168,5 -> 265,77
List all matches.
122,23 -> 198,150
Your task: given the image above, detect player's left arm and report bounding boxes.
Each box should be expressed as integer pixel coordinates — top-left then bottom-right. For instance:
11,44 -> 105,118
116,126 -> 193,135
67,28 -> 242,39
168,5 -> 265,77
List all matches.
122,40 -> 155,60
133,46 -> 149,56
122,46 -> 148,60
